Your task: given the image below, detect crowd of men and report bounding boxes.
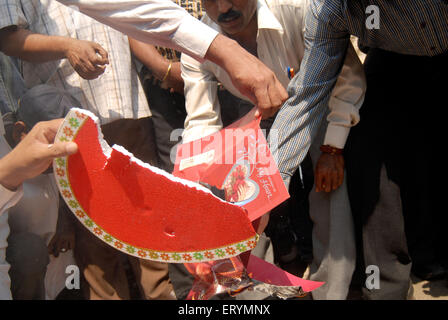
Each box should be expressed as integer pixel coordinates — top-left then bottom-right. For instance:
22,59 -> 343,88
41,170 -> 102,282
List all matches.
0,0 -> 447,300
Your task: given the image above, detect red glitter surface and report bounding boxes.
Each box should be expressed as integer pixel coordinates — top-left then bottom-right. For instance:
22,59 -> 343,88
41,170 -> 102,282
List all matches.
67,118 -> 255,252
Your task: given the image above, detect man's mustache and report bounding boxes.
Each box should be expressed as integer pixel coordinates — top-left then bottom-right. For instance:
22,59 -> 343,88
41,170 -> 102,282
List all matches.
218,10 -> 242,23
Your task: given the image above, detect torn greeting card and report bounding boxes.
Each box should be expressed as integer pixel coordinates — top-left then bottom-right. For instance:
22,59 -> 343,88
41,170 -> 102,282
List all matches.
172,108 -> 290,221
53,108 -> 258,263
172,109 -> 323,300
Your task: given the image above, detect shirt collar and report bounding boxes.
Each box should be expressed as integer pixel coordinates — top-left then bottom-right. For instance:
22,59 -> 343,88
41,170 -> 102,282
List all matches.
256,0 -> 284,33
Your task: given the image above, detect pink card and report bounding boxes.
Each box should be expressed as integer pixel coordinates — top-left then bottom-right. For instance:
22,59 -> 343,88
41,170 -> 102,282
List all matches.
173,108 -> 289,221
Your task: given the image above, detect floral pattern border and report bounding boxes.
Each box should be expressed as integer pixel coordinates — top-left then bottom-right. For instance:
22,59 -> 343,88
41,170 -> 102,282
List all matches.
53,108 -> 259,263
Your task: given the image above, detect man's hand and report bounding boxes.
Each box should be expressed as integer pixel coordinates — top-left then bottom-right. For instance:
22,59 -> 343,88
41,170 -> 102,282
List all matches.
65,39 -> 109,80
0,27 -> 108,80
205,35 -> 288,118
48,229 -> 75,257
315,153 -> 344,192
0,119 -> 78,191
161,61 -> 184,94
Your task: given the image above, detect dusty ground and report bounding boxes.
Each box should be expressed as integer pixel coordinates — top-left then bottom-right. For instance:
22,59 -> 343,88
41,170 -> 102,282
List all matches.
282,261 -> 448,300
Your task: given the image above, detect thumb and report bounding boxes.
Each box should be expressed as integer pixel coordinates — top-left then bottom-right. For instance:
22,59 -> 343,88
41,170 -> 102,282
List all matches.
93,43 -> 109,65
48,142 -> 78,158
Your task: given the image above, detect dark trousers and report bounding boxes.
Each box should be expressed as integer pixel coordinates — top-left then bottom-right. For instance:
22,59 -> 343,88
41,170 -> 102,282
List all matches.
144,81 -> 187,173
345,48 -> 447,299
6,232 -> 49,299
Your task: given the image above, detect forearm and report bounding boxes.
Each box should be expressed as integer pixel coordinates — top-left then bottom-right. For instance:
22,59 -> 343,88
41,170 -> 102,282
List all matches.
56,0 -> 218,61
181,54 -> 222,143
128,38 -> 170,80
204,34 -> 241,70
0,27 -> 71,63
324,43 -> 366,149
270,2 -> 350,188
0,156 -> 25,191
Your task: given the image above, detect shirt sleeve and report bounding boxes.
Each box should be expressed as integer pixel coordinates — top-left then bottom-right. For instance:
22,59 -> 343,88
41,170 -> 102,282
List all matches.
0,0 -> 29,30
268,0 -> 350,188
0,184 -> 23,216
181,53 -> 223,143
0,134 -> 23,216
323,41 -> 366,149
55,0 -> 219,61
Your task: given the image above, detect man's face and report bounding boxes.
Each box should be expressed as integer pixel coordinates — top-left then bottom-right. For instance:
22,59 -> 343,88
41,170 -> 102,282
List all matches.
203,0 -> 257,36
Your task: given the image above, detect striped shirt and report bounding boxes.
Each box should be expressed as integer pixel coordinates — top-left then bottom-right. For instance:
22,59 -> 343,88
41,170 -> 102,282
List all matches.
270,0 -> 448,187
0,53 -> 26,115
156,0 -> 205,62
0,0 -> 151,125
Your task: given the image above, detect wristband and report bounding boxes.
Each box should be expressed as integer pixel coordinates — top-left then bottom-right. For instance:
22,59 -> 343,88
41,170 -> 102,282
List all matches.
320,145 -> 343,155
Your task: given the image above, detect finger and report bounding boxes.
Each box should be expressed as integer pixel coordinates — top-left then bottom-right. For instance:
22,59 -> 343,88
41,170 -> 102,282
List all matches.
249,70 -> 276,113
83,67 -> 106,80
38,119 -> 64,142
267,80 -> 287,113
79,71 -> 104,80
337,165 -> 344,189
80,57 -> 98,73
254,84 -> 273,116
73,65 -> 92,79
331,168 -> 339,191
93,43 -> 109,65
88,50 -> 107,67
324,173 -> 332,192
47,142 -> 78,158
319,169 -> 331,193
315,169 -> 324,192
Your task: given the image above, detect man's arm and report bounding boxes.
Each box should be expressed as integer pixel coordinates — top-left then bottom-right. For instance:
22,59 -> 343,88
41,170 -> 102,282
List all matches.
181,53 -> 223,143
323,43 -> 365,150
128,38 -> 184,94
314,42 -> 366,192
269,1 -> 350,189
56,0 -> 287,118
0,26 -> 109,80
0,119 -> 78,192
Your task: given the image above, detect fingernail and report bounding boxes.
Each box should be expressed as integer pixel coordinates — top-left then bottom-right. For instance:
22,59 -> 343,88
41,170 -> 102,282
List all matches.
65,142 -> 78,154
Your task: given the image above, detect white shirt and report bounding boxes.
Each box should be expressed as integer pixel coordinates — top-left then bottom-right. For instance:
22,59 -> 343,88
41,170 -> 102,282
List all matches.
0,117 -> 23,300
181,0 -> 365,148
7,174 -> 59,245
1,0 -> 152,125
56,0 -> 219,62
7,173 -> 76,300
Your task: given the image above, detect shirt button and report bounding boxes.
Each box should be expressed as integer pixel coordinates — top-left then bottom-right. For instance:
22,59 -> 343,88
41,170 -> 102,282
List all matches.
420,21 -> 426,29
